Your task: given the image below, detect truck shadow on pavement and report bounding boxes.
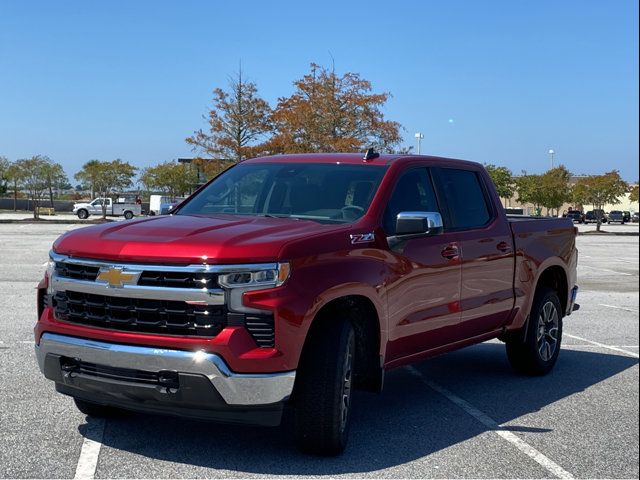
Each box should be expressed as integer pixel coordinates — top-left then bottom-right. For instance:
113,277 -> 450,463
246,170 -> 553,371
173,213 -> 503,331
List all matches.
79,343 -> 638,476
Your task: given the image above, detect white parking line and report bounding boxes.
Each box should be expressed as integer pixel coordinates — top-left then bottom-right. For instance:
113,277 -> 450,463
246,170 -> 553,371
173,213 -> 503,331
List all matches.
406,366 -> 574,479
599,304 -> 639,314
74,418 -> 105,480
564,334 -> 639,359
564,344 -> 639,348
579,265 -> 632,276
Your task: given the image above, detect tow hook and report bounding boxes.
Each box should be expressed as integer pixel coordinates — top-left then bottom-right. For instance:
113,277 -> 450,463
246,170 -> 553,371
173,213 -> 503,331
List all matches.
157,371 -> 180,393
60,357 -> 80,378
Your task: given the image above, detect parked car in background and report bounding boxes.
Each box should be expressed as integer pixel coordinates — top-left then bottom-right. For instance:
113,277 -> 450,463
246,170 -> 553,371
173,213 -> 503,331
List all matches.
566,211 -> 584,223
632,212 -> 639,223
149,195 -> 187,216
73,198 -> 141,220
36,153 -> 579,455
584,210 -> 608,224
148,195 -> 169,215
608,211 -> 625,224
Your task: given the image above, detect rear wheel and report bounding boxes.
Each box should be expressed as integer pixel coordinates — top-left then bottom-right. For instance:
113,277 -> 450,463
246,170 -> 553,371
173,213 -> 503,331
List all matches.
123,211 -> 134,220
506,287 -> 563,375
73,398 -> 116,417
294,318 -> 355,456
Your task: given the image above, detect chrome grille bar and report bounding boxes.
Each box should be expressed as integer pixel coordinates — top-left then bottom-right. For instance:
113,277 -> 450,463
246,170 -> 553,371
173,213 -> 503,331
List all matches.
51,276 -> 225,304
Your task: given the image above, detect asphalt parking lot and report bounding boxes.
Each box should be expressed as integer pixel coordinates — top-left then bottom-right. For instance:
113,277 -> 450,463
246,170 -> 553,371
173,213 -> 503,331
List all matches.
0,223 -> 637,479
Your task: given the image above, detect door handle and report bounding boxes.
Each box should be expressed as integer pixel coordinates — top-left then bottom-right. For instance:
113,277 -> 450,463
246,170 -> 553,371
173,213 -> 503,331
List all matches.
441,245 -> 460,260
497,241 -> 511,253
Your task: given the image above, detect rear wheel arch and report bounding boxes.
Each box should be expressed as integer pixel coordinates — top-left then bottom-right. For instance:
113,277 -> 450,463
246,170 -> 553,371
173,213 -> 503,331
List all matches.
535,265 -> 568,314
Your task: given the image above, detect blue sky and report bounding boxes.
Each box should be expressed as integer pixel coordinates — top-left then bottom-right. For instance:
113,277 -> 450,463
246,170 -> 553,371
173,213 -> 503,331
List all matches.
1,0 -> 638,181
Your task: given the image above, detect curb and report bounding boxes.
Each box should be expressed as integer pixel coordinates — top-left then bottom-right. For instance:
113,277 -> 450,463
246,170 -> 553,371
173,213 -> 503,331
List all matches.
0,219 -> 114,225
577,231 -> 639,236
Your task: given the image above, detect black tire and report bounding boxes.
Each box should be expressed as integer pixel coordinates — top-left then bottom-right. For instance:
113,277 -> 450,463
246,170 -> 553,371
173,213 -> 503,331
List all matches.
294,319 -> 355,456
77,209 -> 89,220
123,211 -> 134,220
73,398 -> 116,417
506,287 -> 563,376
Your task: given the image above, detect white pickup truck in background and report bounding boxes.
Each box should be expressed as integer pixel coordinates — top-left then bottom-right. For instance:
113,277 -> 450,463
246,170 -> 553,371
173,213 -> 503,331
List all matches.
73,198 -> 141,220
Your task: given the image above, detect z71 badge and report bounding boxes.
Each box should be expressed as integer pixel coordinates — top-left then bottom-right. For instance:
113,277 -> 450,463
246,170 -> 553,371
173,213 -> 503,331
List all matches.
350,233 -> 375,244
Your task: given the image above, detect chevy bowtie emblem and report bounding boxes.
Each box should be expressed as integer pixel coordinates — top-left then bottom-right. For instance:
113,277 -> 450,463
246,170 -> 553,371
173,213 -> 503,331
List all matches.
96,267 -> 141,288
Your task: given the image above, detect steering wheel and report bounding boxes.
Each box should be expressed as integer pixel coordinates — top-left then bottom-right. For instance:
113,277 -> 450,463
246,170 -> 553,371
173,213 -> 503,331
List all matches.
341,205 -> 365,220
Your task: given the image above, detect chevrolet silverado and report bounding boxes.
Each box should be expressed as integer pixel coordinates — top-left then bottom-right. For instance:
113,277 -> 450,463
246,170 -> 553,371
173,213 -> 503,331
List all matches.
35,153 -> 579,455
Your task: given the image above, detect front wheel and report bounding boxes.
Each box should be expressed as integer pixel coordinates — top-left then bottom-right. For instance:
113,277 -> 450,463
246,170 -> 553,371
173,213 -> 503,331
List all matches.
77,209 -> 89,220
505,287 -> 563,375
294,319 -> 355,456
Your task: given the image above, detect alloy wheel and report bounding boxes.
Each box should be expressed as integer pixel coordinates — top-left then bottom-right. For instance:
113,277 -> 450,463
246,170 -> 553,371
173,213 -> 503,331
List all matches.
339,342 -> 353,433
537,301 -> 559,361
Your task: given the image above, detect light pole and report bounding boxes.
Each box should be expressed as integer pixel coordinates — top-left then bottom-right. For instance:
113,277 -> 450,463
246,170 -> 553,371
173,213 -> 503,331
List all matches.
548,149 -> 555,169
415,132 -> 424,155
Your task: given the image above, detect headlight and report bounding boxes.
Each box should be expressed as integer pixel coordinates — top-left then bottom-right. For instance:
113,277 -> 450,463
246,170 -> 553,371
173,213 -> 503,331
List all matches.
218,263 -> 290,289
218,263 -> 290,313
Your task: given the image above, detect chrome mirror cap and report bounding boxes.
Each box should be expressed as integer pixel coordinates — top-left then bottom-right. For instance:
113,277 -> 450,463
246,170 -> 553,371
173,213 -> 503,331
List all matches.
395,211 -> 444,236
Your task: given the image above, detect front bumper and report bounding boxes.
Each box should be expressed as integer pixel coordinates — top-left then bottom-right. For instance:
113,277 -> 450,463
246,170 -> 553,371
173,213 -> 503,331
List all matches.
36,333 -> 296,425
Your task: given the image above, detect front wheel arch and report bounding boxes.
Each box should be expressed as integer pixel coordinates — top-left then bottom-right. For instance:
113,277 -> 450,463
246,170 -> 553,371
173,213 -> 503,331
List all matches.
296,295 -> 383,394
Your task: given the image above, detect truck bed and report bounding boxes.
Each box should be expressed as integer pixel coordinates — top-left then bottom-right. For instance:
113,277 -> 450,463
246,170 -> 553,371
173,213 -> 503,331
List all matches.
507,214 -> 578,330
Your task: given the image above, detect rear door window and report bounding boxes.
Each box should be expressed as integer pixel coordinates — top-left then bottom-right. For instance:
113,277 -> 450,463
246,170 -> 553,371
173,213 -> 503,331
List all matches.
438,168 -> 492,230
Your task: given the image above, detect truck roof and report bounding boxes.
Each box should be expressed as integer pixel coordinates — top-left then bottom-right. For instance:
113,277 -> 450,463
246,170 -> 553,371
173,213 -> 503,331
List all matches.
243,152 -> 482,168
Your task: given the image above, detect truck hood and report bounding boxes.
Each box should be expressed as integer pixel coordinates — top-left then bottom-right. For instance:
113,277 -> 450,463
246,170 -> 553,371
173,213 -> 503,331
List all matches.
73,202 -> 91,209
53,214 -> 353,264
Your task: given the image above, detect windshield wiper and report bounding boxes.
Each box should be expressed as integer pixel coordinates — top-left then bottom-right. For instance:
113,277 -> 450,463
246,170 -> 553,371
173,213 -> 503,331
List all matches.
259,213 -> 300,220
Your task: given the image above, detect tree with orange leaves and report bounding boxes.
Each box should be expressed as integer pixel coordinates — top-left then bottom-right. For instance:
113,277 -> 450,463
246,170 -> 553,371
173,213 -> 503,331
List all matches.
266,64 -> 402,154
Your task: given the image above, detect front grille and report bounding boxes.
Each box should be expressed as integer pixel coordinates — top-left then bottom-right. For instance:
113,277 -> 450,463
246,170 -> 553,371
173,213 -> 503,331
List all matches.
138,271 -> 219,290
54,262 -> 220,290
245,315 -> 275,348
52,291 -> 226,337
55,262 -> 99,281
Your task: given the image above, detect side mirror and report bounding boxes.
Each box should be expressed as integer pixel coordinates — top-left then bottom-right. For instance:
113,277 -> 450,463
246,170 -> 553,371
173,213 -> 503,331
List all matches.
396,211 -> 444,236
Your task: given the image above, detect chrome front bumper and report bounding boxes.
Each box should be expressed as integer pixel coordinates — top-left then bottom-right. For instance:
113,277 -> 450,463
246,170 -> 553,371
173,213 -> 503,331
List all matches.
35,333 -> 295,406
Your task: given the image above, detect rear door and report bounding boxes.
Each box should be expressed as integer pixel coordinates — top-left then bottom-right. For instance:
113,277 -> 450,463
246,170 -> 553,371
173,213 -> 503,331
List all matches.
384,167 -> 462,362
434,166 -> 515,339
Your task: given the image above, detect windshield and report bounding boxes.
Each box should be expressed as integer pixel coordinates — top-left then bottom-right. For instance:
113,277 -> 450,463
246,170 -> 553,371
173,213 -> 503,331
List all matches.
176,162 -> 388,224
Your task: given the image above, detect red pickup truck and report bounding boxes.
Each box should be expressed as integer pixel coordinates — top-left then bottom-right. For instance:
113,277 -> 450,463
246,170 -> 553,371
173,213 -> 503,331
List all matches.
35,153 -> 578,455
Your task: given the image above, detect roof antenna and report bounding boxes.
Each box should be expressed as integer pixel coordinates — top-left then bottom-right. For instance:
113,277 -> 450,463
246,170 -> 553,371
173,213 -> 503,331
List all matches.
363,148 -> 380,161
